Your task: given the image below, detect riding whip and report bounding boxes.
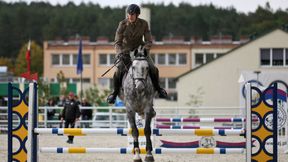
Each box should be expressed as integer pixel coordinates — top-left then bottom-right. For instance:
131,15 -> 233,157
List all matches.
101,59 -> 120,77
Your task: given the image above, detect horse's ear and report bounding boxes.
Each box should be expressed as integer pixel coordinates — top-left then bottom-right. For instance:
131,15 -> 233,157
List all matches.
134,49 -> 138,57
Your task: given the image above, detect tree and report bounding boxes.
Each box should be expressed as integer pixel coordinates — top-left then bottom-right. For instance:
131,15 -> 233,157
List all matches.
38,78 -> 51,106
56,70 -> 68,96
14,41 -> 43,76
0,57 -> 13,72
84,84 -> 110,106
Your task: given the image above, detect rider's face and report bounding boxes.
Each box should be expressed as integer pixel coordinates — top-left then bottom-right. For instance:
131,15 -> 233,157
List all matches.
128,13 -> 137,23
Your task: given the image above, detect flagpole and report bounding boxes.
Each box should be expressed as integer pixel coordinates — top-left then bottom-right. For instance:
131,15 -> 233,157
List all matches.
80,70 -> 83,103
77,36 -> 84,103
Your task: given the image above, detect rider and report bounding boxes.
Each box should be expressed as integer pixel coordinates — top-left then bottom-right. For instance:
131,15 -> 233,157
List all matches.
107,4 -> 168,104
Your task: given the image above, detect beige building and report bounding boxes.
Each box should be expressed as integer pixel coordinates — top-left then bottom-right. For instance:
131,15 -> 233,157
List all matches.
43,37 -> 241,100
177,29 -> 288,106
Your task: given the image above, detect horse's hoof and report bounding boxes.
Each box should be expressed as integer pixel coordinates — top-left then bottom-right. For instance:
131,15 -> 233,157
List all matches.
133,159 -> 142,162
144,155 -> 154,162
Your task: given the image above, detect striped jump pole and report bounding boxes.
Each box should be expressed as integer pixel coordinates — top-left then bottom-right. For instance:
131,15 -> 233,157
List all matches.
156,117 -> 258,123
156,125 -> 243,130
40,147 -> 245,154
34,128 -> 245,136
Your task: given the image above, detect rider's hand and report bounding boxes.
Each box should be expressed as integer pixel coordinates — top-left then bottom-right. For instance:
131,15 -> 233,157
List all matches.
114,53 -> 123,64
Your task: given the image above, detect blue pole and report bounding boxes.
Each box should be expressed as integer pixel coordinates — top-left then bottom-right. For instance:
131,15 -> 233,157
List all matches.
8,83 -> 12,162
32,82 -> 38,162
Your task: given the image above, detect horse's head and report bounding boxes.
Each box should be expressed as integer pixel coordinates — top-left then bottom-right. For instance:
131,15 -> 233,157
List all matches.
131,49 -> 149,90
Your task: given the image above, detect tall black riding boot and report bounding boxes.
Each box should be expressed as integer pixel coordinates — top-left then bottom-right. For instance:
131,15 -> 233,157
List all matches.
149,68 -> 168,98
107,71 -> 122,104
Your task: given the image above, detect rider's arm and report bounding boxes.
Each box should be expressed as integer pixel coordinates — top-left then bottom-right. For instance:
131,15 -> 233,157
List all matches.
114,21 -> 126,54
143,21 -> 152,52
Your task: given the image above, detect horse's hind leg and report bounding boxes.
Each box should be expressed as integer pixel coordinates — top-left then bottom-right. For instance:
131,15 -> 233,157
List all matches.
144,111 -> 154,162
127,111 -> 142,162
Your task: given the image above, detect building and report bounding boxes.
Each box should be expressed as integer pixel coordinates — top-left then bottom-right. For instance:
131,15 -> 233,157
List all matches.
177,29 -> 288,107
43,36 -> 242,100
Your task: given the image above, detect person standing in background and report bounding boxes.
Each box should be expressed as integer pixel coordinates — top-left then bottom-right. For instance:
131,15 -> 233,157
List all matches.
46,98 -> 56,128
81,98 -> 93,128
61,92 -> 81,144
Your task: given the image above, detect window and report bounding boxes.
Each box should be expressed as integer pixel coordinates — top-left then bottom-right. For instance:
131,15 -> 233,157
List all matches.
99,54 -> 107,65
83,78 -> 91,83
73,54 -> 78,65
71,78 -> 90,83
52,54 -> 60,65
260,48 -> 287,67
272,48 -> 283,66
83,54 -> 91,65
206,53 -> 214,63
260,49 -> 270,66
168,78 -> 176,89
158,78 -> 177,90
99,53 -> 115,65
71,78 -> 80,83
72,54 -> 91,65
195,53 -> 204,66
168,53 -> 176,65
179,53 -> 187,65
109,54 -> 116,65
62,54 -> 70,65
216,53 -> 224,58
158,54 -> 166,65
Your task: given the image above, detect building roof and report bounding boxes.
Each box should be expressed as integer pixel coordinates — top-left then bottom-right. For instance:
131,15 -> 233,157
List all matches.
176,28 -> 288,80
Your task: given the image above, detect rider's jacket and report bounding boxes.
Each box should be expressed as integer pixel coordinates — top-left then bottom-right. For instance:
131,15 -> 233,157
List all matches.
114,18 -> 152,54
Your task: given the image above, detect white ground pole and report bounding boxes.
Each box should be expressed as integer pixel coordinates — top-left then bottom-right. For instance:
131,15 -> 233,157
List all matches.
27,83 -> 34,162
245,83 -> 252,162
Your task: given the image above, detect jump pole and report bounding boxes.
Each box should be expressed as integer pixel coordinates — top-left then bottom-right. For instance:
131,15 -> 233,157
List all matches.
245,83 -> 251,162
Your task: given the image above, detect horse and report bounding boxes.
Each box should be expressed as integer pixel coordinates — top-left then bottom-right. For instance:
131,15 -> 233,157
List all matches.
120,48 -> 155,162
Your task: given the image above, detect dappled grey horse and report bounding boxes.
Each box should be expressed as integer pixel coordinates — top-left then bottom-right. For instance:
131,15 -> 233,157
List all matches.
120,48 -> 155,162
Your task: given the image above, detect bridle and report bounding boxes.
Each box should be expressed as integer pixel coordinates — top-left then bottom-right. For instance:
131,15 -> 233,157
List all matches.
131,57 -> 149,89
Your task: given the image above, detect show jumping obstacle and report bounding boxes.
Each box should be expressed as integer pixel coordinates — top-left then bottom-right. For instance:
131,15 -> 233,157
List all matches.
34,128 -> 245,136
7,83 -> 279,162
156,125 -> 243,129
39,147 -> 245,154
156,117 -> 258,123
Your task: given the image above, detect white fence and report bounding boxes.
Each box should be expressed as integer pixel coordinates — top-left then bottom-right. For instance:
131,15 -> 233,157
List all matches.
0,106 -> 244,129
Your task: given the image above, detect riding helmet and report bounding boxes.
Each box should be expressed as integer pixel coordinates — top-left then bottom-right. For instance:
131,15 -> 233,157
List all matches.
126,4 -> 140,15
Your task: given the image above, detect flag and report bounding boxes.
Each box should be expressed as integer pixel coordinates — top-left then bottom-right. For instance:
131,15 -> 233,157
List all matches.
76,39 -> 83,74
26,40 -> 31,73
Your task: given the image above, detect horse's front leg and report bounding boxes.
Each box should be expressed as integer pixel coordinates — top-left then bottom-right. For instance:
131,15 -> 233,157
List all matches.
127,110 -> 142,162
144,109 -> 154,162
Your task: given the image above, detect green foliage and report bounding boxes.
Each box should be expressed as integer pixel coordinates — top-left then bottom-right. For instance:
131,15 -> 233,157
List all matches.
84,84 -> 110,106
56,70 -> 68,96
0,57 -> 13,72
0,1 -> 287,60
14,41 -> 43,76
37,78 -> 51,106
